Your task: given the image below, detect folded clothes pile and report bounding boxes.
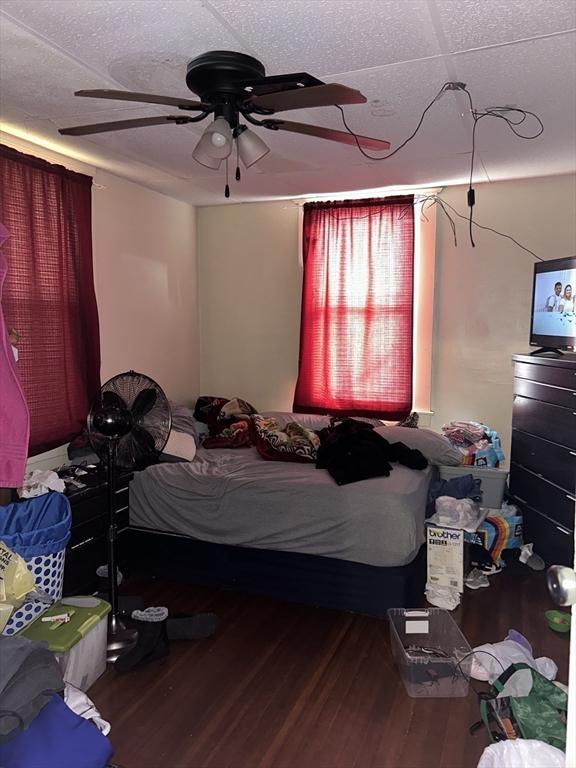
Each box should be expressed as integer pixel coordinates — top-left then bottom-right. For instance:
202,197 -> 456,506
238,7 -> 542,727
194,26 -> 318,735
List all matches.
441,421 -> 505,467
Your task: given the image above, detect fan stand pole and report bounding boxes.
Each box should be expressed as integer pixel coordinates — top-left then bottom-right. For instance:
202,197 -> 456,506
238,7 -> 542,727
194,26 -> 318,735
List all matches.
105,439 -> 137,662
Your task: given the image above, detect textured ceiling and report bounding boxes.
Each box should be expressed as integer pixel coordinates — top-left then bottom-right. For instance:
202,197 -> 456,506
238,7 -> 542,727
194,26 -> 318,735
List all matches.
1,0 -> 575,205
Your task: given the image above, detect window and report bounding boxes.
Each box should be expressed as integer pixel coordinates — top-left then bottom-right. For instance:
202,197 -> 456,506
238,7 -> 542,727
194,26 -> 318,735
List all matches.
0,144 -> 100,455
293,195 -> 414,419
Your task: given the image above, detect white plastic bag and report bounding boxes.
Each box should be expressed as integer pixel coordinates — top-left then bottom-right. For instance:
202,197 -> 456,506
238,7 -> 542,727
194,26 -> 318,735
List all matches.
477,739 -> 565,768
471,632 -> 557,685
64,683 -> 110,734
429,496 -> 487,532
425,584 -> 460,610
19,469 -> 65,498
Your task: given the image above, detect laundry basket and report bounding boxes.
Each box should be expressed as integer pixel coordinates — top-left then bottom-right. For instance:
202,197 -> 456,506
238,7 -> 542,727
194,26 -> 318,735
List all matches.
0,492 -> 71,635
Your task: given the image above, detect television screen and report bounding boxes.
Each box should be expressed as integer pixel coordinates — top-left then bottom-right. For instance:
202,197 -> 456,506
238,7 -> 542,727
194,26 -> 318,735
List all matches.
530,256 -> 576,350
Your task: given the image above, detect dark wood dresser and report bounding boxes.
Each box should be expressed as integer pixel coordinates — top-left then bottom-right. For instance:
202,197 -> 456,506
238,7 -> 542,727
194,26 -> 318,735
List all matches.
63,470 -> 132,594
509,353 -> 575,566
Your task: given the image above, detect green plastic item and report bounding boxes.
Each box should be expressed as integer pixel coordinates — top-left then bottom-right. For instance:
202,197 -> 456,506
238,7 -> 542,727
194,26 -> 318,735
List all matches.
480,662 -> 568,750
545,610 -> 571,633
18,597 -> 111,653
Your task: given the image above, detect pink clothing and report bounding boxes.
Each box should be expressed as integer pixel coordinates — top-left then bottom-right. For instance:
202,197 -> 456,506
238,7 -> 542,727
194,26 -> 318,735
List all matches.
0,222 -> 30,487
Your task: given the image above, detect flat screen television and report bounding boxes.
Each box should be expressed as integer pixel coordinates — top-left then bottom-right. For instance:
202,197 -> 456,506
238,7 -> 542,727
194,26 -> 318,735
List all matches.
529,255 -> 576,354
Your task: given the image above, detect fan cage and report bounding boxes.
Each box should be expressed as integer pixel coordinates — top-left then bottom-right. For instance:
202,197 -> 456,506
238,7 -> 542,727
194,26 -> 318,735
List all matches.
88,371 -> 172,470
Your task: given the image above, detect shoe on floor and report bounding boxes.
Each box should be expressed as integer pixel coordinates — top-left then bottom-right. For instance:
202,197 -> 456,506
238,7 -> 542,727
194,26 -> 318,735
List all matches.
479,562 -> 503,575
115,607 -> 169,674
465,568 -> 490,590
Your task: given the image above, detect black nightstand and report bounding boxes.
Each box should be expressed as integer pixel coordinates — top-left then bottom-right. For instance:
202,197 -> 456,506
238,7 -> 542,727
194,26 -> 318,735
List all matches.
63,469 -> 133,594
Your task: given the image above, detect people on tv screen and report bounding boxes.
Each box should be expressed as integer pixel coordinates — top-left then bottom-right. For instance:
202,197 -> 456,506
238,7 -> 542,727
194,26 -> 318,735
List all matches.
544,281 -> 573,314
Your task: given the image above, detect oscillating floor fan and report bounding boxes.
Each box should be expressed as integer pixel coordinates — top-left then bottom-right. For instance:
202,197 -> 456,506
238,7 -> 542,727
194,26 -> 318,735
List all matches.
87,371 -> 171,660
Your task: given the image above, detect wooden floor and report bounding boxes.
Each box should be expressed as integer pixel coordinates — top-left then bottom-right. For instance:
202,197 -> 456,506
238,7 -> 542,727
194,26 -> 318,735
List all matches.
90,566 -> 570,768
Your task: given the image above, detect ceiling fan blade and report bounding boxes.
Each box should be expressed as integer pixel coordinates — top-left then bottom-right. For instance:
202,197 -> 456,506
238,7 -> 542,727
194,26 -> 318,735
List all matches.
75,89 -> 209,110
59,115 -> 195,136
251,84 -> 366,112
266,120 -> 390,151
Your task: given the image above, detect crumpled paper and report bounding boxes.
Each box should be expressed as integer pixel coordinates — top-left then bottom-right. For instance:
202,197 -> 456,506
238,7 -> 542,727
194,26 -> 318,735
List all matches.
18,469 -> 66,498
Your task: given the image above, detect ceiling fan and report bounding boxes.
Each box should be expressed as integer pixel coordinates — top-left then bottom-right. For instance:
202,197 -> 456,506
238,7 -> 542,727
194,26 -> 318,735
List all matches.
59,50 -> 390,189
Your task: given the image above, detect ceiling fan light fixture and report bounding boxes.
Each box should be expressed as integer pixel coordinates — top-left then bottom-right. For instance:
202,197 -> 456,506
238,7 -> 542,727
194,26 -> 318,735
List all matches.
192,117 -> 233,167
236,126 -> 270,168
191,140 -> 223,169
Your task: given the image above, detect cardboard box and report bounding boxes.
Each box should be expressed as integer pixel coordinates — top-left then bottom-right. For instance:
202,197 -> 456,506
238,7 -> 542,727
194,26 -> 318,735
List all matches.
426,524 -> 464,592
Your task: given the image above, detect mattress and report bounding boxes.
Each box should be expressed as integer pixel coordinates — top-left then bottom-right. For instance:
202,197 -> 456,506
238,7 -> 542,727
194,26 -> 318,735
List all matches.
129,446 -> 431,568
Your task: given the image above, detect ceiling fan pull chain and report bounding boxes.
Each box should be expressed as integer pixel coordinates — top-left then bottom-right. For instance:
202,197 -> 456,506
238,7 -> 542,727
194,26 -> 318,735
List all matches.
235,141 -> 241,182
225,158 -> 230,198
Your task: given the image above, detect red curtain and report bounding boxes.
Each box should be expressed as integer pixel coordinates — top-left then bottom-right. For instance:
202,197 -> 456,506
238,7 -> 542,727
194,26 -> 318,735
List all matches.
293,195 -> 414,419
0,144 -> 101,455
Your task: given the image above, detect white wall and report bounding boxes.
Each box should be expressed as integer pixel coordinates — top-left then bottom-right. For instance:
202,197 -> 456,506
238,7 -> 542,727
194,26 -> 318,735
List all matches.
198,201 -> 301,410
197,174 -> 576,459
431,174 -> 576,457
1,134 -> 200,409
93,174 -> 198,404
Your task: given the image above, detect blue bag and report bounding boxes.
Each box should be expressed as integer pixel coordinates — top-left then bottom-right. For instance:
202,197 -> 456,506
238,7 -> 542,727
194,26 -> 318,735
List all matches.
0,493 -> 71,557
0,694 -> 113,768
0,493 -> 71,635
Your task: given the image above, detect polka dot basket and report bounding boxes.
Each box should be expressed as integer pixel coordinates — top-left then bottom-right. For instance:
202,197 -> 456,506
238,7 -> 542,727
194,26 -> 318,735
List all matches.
1,491 -> 71,636
3,548 -> 67,636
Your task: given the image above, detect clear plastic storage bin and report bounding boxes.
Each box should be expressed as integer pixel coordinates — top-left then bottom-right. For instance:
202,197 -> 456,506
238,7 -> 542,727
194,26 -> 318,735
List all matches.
437,465 -> 508,509
388,608 -> 472,698
19,597 -> 111,691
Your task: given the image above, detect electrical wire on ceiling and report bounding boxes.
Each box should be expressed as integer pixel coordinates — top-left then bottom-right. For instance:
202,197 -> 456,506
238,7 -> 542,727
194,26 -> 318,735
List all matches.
336,82 -> 544,249
296,192 -> 543,261
413,193 -> 545,262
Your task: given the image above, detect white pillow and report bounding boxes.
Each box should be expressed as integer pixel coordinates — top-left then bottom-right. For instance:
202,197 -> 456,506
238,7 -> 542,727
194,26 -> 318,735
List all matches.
163,430 -> 197,461
374,425 -> 462,466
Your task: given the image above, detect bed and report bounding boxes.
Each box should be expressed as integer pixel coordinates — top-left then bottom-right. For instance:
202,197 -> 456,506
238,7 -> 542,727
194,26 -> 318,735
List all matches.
125,408 -> 460,616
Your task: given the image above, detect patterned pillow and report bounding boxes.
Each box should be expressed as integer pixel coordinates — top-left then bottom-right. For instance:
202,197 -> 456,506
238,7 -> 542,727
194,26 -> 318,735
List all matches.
251,415 -> 320,463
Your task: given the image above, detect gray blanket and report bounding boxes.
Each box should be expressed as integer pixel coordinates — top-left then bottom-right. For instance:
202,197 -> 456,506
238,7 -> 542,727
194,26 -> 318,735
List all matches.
130,445 -> 430,568
0,635 -> 63,742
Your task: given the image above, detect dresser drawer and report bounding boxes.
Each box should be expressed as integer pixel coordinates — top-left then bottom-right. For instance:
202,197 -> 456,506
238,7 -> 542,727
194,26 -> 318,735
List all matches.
519,503 -> 574,567
63,536 -> 107,595
115,485 -> 129,510
69,515 -> 106,548
514,377 -> 576,409
514,360 -> 576,390
70,494 -> 106,526
509,464 -> 575,531
116,506 -> 129,532
512,395 -> 576,449
511,430 -> 576,493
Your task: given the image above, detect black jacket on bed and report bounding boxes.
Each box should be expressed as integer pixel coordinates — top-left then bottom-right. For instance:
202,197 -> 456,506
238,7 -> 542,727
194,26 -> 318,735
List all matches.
316,419 -> 428,486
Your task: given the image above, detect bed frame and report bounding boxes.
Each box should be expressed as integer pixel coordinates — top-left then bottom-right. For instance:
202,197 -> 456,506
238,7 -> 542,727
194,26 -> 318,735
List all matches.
122,526 -> 426,617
